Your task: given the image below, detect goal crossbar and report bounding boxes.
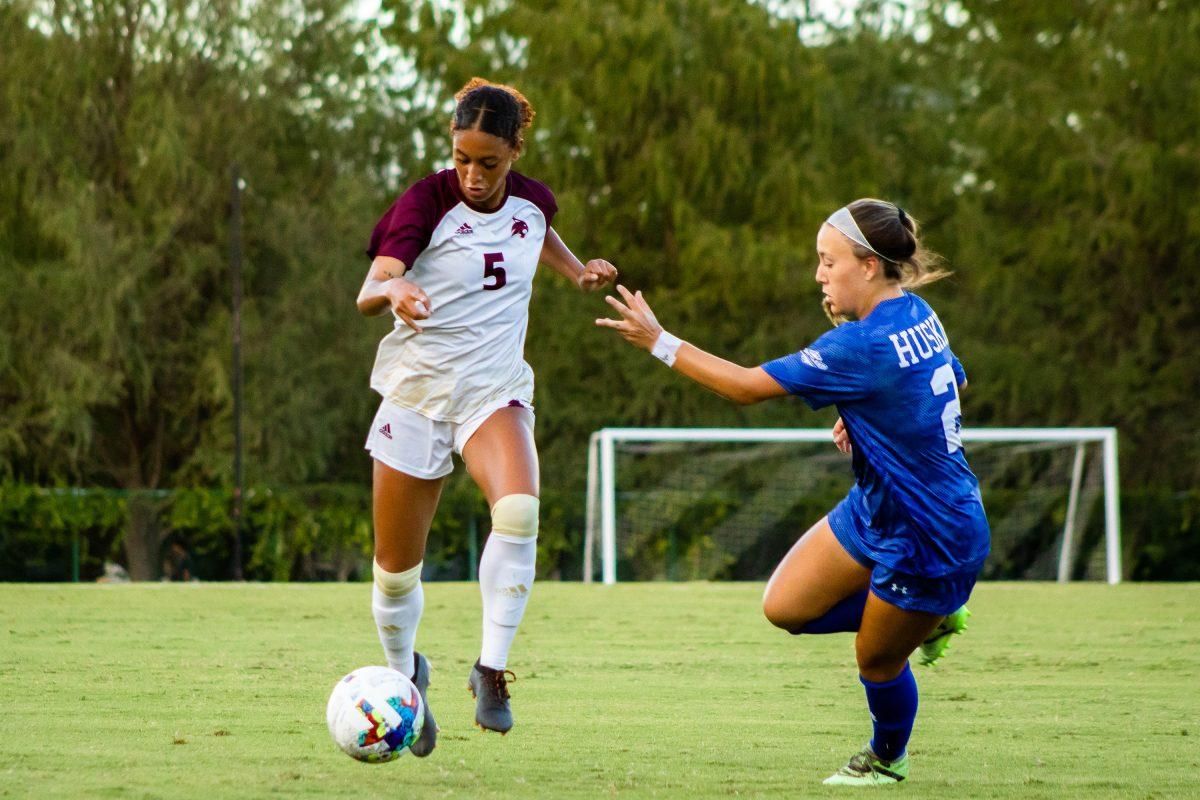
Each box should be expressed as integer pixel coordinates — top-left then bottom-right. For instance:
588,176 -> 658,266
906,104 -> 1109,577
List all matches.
584,427 -> 1121,585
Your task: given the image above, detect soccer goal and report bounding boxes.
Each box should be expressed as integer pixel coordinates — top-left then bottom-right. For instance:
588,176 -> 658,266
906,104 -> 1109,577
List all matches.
583,427 -> 1121,585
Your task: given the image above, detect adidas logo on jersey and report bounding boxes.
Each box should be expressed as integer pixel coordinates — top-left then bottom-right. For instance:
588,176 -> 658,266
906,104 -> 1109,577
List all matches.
378,423 -> 392,439
455,222 -> 474,236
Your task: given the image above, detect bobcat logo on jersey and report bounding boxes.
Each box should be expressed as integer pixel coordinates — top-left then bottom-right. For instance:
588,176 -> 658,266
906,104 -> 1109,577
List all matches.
511,217 -> 529,238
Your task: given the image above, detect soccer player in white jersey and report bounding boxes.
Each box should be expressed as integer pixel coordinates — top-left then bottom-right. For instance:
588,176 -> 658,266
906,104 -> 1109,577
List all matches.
597,199 -> 990,786
355,77 -> 617,753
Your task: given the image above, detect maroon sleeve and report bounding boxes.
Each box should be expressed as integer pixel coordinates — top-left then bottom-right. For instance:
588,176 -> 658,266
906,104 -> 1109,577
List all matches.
508,173 -> 558,228
365,177 -> 440,266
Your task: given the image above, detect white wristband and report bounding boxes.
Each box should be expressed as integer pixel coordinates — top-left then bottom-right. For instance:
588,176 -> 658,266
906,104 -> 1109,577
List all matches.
651,331 -> 682,367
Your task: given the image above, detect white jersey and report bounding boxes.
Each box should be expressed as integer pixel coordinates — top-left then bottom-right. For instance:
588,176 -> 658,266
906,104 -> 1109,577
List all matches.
365,169 -> 557,422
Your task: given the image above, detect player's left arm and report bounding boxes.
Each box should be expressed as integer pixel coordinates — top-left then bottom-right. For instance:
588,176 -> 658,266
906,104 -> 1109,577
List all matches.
832,417 -> 852,454
596,285 -> 787,405
540,227 -> 618,292
951,353 -> 969,392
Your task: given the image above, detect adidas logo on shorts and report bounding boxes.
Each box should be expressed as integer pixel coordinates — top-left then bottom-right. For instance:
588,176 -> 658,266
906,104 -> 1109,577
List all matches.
378,423 -> 392,440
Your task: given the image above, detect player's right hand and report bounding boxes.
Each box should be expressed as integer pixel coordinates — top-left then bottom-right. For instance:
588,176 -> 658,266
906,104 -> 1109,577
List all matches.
832,417 -> 852,455
386,278 -> 432,332
595,285 -> 663,351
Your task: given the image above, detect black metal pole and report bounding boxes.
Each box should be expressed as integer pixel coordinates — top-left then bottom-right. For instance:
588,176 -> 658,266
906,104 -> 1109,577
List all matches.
230,165 -> 245,580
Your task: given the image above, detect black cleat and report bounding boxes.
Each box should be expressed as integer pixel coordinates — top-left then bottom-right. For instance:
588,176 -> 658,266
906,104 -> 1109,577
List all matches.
467,661 -> 516,734
408,652 -> 437,757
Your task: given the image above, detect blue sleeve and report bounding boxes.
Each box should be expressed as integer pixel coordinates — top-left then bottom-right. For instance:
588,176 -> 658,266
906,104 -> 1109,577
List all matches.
760,325 -> 873,410
951,354 -> 967,387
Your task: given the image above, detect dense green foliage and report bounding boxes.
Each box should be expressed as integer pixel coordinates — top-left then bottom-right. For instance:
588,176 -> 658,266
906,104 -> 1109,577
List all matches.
2,1 -> 1197,579
5,483 -> 1199,581
919,0 -> 1200,493
0,0 -> 402,576
0,480 -> 592,581
3,582 -> 1199,796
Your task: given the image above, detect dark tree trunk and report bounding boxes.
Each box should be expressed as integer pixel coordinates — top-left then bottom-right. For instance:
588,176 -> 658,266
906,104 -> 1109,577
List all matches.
124,491 -> 166,581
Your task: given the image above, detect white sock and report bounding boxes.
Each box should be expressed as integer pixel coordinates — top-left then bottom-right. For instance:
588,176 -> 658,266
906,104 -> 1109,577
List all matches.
478,532 -> 536,670
372,575 -> 423,678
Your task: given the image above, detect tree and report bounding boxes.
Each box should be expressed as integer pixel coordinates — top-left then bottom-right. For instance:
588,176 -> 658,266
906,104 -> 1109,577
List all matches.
916,0 -> 1200,490
0,0 -> 406,577
378,0 -> 1199,571
5,0 -> 1195,579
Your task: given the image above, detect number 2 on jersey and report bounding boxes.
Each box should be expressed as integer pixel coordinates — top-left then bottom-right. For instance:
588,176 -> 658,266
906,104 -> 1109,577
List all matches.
482,252 -> 506,291
929,363 -> 962,453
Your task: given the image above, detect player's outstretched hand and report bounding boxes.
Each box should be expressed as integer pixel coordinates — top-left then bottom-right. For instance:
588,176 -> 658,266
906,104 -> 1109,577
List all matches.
387,277 -> 432,332
595,285 -> 663,351
832,417 -> 852,455
578,259 -> 619,292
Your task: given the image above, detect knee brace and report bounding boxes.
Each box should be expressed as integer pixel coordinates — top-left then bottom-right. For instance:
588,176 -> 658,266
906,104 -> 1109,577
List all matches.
373,559 -> 422,599
490,494 -> 539,541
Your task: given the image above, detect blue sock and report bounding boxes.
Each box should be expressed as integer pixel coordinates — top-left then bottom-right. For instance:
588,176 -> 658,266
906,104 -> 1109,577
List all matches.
797,590 -> 867,634
860,662 -> 918,762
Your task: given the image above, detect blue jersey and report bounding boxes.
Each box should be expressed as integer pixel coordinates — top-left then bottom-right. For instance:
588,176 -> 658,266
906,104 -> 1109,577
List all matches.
762,292 -> 990,577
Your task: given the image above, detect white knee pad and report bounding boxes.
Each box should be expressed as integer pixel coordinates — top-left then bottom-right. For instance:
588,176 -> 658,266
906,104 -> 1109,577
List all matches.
373,560 -> 422,599
490,494 -> 539,541
482,494 -> 538,628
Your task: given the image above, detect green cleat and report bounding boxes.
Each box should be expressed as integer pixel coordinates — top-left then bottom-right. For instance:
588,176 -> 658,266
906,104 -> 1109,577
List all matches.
823,745 -> 909,785
919,605 -> 971,667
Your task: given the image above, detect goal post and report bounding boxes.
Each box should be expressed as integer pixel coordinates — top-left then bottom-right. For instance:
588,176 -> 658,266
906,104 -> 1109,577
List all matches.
583,427 -> 1121,585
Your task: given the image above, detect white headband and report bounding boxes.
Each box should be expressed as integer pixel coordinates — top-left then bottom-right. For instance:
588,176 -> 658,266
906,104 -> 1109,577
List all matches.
825,206 -> 886,260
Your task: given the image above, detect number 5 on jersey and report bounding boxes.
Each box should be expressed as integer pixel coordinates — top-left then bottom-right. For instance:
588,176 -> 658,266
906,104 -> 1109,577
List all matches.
930,363 -> 962,453
483,252 -> 506,291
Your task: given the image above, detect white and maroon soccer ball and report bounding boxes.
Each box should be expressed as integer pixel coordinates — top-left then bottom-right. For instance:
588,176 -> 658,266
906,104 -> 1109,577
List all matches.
326,666 -> 424,763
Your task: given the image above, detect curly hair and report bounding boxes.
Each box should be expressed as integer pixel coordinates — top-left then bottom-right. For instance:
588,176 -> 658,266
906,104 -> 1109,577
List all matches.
452,77 -> 536,150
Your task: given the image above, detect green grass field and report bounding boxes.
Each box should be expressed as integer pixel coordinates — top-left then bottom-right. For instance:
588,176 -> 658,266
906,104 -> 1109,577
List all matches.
2,582 -> 1197,798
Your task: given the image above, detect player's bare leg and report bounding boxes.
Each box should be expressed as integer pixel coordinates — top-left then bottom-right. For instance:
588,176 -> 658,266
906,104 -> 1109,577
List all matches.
824,594 -> 943,785
856,591 -> 942,682
761,517 -> 871,633
461,406 -> 539,734
371,461 -> 444,757
372,460 -> 442,571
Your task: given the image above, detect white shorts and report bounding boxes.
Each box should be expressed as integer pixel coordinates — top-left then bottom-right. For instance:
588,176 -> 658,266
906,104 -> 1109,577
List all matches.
364,397 -> 534,479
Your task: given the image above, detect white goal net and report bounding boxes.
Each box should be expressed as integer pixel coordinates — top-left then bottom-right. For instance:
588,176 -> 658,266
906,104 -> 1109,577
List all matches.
583,428 -> 1120,585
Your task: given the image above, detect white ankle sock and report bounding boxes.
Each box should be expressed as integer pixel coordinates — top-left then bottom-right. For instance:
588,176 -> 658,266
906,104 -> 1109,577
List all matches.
477,532 -> 536,670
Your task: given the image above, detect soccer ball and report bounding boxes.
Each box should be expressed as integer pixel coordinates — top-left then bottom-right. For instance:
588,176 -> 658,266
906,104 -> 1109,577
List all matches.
326,666 -> 424,763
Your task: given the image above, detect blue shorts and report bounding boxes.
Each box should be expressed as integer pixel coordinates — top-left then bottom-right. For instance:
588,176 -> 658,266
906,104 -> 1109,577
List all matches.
830,503 -> 981,617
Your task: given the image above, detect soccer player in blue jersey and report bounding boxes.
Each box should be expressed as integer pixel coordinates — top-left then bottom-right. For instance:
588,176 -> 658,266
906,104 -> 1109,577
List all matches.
596,198 -> 990,785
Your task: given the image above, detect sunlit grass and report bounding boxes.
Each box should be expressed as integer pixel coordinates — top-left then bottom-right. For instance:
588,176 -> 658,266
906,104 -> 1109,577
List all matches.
1,582 -> 1196,798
